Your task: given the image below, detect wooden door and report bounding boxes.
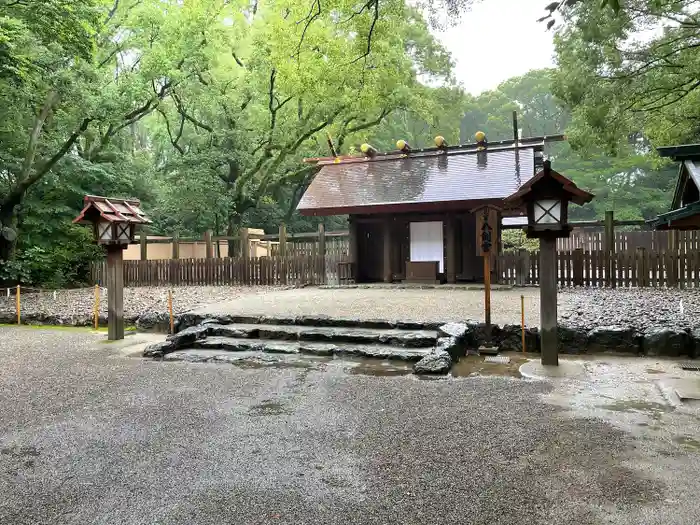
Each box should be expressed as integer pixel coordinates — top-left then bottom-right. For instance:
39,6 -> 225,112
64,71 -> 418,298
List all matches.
357,223 -> 384,282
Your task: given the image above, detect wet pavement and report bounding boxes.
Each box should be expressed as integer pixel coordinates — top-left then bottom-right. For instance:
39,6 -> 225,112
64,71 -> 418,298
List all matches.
2,327 -> 700,524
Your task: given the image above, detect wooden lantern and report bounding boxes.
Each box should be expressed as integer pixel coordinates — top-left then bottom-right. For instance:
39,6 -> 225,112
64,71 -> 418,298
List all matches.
505,161 -> 594,367
74,195 -> 150,245
505,160 -> 593,239
73,195 -> 151,340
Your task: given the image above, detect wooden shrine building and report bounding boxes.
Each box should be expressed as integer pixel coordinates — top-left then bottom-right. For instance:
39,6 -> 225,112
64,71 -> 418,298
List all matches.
297,136 -> 558,283
650,143 -> 700,230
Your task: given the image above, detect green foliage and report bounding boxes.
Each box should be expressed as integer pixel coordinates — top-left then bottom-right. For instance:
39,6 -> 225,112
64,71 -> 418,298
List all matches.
552,0 -> 700,149
0,0 -> 687,288
501,230 -> 539,253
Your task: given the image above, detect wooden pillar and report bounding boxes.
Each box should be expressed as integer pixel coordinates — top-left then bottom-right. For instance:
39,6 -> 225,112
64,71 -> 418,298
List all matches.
171,233 -> 180,259
604,210 -> 615,287
106,246 -> 125,341
239,227 -> 250,259
140,230 -> 148,260
573,247 -> 584,286
540,236 -> 558,366
382,218 -> 392,282
445,218 -> 457,283
204,230 -> 213,259
279,223 -> 287,286
516,248 -> 528,286
318,223 -> 326,284
348,218 -> 358,281
170,233 -> 179,287
668,229 -> 678,287
483,254 -> 491,326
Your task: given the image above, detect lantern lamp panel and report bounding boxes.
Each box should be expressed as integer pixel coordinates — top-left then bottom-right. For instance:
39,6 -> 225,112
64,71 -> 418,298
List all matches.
534,199 -> 561,225
98,220 -> 112,241
117,224 -> 131,242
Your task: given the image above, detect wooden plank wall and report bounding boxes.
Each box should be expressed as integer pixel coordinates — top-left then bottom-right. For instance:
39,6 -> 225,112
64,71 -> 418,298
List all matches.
92,237 -> 351,287
497,245 -> 700,288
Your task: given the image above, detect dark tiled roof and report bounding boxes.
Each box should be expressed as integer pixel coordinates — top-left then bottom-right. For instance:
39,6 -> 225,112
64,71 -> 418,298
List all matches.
298,147 -> 535,215
73,195 -> 151,225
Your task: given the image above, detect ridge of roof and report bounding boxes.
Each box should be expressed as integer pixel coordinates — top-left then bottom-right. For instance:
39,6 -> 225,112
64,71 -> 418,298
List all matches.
311,143 -> 543,167
304,134 -> 564,166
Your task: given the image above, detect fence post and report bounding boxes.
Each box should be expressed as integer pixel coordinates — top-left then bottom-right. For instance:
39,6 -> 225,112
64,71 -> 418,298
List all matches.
279,223 -> 287,285
140,229 -> 148,260
204,230 -> 213,259
604,210 -> 615,288
573,247 -> 584,286
668,229 -> 678,288
516,249 -> 528,286
170,233 -> 179,286
318,223 -> 326,285
636,247 -> 646,287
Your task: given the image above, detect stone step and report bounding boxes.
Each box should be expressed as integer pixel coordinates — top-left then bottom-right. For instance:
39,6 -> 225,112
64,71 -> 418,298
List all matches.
170,313 -> 441,332
185,337 -> 434,361
203,323 -> 439,348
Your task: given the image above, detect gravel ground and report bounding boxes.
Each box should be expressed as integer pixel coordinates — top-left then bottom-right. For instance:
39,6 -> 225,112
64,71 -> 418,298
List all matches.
195,287 -> 542,325
2,327 -> 700,524
558,287 -> 700,332
195,286 -> 700,329
0,286 -> 280,324
2,285 -> 699,331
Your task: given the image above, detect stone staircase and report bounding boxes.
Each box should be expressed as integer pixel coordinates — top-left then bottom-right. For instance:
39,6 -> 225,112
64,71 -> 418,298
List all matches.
143,317 -> 443,366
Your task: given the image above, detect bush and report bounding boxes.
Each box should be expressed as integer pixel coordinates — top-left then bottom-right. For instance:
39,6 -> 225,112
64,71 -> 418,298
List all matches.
1,229 -> 104,288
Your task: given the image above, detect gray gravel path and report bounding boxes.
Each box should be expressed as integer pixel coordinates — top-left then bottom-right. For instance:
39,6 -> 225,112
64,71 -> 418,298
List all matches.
195,286 -> 700,329
195,287 -> 542,325
0,286 -> 280,324
2,327 -> 699,524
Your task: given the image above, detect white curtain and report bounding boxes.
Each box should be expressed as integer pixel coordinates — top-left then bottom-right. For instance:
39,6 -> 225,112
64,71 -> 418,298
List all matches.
409,221 -> 444,272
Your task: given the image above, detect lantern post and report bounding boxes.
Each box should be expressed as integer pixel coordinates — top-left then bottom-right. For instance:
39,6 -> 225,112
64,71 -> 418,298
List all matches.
505,161 -> 594,366
73,196 -> 151,340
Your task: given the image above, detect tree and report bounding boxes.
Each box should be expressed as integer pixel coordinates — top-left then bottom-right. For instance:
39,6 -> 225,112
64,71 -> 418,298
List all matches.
0,0 -> 240,268
551,0 -> 700,149
149,0 -> 455,242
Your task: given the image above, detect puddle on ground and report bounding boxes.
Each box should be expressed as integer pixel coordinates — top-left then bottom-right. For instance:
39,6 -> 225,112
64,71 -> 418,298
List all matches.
248,400 -> 290,416
646,368 -> 665,375
598,400 -> 674,418
450,354 -> 528,378
673,435 -> 700,451
345,358 -> 413,377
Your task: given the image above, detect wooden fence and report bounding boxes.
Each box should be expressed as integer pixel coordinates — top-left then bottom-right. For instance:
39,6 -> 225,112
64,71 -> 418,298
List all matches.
91,254 -> 341,287
498,248 -> 700,288
91,219 -> 700,288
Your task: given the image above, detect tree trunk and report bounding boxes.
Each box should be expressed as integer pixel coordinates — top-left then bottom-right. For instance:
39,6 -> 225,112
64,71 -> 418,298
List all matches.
227,212 -> 240,256
0,202 -> 19,263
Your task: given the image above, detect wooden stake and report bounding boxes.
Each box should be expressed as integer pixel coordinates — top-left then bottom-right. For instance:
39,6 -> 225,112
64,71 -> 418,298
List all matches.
483,255 -> 491,327
521,294 -> 526,354
94,284 -> 100,330
16,285 -> 20,325
168,289 -> 174,334
540,237 -> 558,366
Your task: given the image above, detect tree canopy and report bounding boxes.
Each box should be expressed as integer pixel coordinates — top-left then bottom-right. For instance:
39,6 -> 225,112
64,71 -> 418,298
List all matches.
0,0 -> 688,287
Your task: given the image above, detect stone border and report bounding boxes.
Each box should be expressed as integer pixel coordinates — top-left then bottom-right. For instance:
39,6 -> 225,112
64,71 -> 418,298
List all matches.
4,309 -> 698,360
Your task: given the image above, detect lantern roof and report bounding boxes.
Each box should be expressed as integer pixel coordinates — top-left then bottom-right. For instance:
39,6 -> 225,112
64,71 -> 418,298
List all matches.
504,160 -> 594,207
73,195 -> 151,225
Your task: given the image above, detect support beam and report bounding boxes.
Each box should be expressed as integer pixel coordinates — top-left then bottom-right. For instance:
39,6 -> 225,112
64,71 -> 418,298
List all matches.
318,223 -> 326,283
279,223 -> 287,286
539,237 -> 558,366
140,230 -> 148,260
445,218 -> 457,283
604,210 -> 615,287
383,218 -> 392,282
106,246 -> 125,341
204,230 -> 213,259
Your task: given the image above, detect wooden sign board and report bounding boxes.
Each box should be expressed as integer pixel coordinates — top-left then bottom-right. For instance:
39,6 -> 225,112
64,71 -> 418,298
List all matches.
474,206 -> 500,257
